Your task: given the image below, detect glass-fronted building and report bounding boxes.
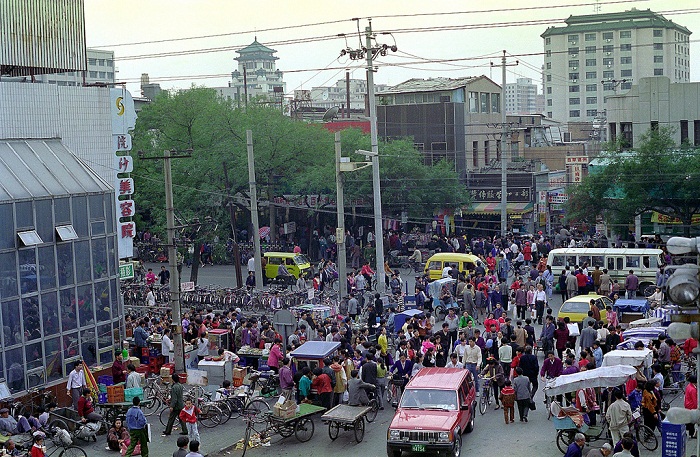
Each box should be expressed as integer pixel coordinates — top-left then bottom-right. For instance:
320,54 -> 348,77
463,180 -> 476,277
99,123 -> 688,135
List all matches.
0,139 -> 120,394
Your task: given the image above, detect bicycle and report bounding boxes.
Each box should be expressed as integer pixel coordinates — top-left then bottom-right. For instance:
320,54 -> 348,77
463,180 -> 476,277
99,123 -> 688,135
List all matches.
630,409 -> 658,451
241,409 -> 270,457
478,377 -> 492,415
365,389 -> 379,423
29,426 -> 88,457
386,375 -> 406,408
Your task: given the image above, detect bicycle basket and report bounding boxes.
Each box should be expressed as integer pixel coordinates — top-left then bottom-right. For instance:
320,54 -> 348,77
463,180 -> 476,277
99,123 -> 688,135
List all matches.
482,378 -> 491,389
55,428 -> 72,446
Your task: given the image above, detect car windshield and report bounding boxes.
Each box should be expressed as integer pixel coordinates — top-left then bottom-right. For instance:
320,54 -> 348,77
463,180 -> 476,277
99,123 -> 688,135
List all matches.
399,389 -> 458,411
294,254 -> 310,265
562,301 -> 590,313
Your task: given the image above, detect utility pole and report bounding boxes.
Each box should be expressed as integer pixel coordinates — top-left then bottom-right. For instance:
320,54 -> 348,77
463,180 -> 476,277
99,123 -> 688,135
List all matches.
339,19 -> 396,290
247,130 -> 264,290
493,51 -> 518,237
139,148 -> 192,373
335,132 -> 347,298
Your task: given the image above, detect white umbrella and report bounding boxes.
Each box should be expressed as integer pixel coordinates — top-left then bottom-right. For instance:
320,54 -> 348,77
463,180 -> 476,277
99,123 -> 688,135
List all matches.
543,365 -> 637,396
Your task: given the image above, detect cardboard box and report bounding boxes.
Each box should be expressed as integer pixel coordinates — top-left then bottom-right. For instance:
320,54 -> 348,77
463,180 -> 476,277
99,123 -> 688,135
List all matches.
128,356 -> 140,368
160,367 -> 171,377
233,366 -> 248,380
273,400 -> 297,419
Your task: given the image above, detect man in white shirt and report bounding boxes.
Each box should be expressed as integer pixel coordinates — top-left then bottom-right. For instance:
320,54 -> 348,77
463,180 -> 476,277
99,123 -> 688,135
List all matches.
125,363 -> 141,389
66,361 -> 86,410
445,353 -> 463,369
247,256 -> 255,274
161,328 -> 174,363
463,338 -> 483,393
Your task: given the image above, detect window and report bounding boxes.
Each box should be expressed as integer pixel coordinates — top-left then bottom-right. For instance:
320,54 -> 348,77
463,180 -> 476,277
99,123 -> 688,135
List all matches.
585,33 -> 596,41
98,71 -> 106,78
568,34 -> 579,43
545,37 -> 551,45
569,98 -> 580,105
653,43 -> 663,51
585,46 -> 596,54
547,87 -> 552,94
472,141 -> 478,167
89,71 -> 97,78
620,57 -> 632,65
569,85 -> 580,93
602,32 -> 613,40
603,58 -> 614,66
602,45 -> 614,53
569,73 -> 579,81
609,123 -> 617,142
547,112 -> 552,118
546,62 -> 551,69
107,59 -> 113,67
586,84 -> 597,92
621,69 -> 632,77
546,50 -> 551,57
88,58 -> 97,65
469,92 -> 479,113
586,59 -> 596,67
491,93 -> 500,113
414,143 -> 424,151
569,60 -> 579,68
621,82 -> 632,90
681,120 -> 689,143
587,109 -> 598,116
621,122 -> 633,148
654,55 -> 663,63
654,68 -> 664,76
56,225 -> 78,241
603,82 -> 615,91
98,59 -> 105,66
568,47 -> 579,57
603,70 -> 614,79
107,72 -> 114,79
18,230 -> 43,246
586,71 -> 597,80
480,93 -> 490,113
484,141 -> 490,164
653,29 -> 663,37
586,97 -> 597,104
620,44 -> 632,51
546,75 -> 551,82
547,99 -> 552,106
620,31 -> 631,39
569,110 -> 580,118
626,256 -> 640,268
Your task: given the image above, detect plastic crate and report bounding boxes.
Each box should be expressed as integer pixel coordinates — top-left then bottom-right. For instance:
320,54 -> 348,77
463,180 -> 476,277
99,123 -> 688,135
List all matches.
98,383 -> 108,393
98,393 -> 108,404
135,365 -> 150,375
162,363 -> 175,374
141,348 -> 150,357
140,356 -> 150,365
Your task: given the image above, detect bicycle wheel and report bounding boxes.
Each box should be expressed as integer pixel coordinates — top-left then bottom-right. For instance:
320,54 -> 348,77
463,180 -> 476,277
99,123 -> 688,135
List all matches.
242,423 -> 253,457
217,400 -> 233,424
295,417 -> 315,442
556,430 -> 575,454
366,399 -> 378,423
199,403 -> 223,428
244,398 -> 270,419
142,395 -> 161,416
328,421 -> 340,440
479,389 -> 488,415
159,407 -> 170,427
60,446 -> 88,457
227,396 -> 245,418
48,418 -> 71,434
636,424 -> 658,451
354,417 -> 365,442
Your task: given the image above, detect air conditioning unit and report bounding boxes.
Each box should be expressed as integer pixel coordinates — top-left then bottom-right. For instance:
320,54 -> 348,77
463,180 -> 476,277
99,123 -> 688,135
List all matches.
607,65 -> 612,68
606,52 -> 612,56
571,79 -> 578,83
606,39 -> 612,43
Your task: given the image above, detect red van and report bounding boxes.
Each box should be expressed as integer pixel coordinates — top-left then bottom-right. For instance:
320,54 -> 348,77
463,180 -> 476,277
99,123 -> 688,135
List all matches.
386,367 -> 477,457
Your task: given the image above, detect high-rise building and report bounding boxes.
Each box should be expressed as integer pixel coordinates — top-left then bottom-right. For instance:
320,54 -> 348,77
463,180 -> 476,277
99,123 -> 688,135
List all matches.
505,78 -> 540,115
310,78 -> 387,113
230,39 -> 286,102
541,8 -> 691,123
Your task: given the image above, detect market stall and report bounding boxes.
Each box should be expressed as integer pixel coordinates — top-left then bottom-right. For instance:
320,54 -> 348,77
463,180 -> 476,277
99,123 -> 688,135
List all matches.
289,341 -> 341,370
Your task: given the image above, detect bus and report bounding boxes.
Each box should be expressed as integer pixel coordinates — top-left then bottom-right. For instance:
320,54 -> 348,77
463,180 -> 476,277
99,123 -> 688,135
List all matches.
546,248 -> 663,293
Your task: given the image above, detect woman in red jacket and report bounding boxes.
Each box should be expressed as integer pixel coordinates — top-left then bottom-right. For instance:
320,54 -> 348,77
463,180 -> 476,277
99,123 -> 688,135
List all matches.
311,367 -> 333,410
685,375 -> 698,438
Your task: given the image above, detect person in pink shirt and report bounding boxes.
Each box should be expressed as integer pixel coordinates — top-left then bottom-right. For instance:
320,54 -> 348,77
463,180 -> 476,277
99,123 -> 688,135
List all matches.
267,338 -> 283,374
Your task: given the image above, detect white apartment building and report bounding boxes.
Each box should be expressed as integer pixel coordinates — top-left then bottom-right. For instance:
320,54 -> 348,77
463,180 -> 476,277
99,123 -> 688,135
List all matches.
37,49 -> 116,86
505,78 -> 540,115
310,78 -> 387,112
541,8 -> 691,124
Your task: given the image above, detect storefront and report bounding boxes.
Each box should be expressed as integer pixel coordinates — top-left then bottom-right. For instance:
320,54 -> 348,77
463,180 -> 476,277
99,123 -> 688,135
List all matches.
0,139 -> 121,394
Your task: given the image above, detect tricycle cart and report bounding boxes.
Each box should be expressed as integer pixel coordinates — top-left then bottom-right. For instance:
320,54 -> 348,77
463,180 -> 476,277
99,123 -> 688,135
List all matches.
321,404 -> 372,443
47,407 -> 101,443
241,403 -> 326,457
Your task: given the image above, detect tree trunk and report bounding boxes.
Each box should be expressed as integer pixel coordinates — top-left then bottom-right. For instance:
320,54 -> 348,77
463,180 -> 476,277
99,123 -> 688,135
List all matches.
270,203 -> 277,243
189,241 -> 202,285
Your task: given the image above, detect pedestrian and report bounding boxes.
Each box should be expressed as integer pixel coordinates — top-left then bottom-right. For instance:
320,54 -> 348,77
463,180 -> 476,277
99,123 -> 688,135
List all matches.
606,389 -> 633,445
184,440 -> 204,457
29,434 -> 45,457
641,380 -> 659,432
624,270 -> 639,299
685,375 -> 698,438
158,265 -> 170,285
178,398 -> 200,444
124,397 -> 149,457
563,433 -> 586,457
112,351 -> 128,385
279,358 -> 295,401
173,436 -> 189,457
107,418 -> 129,451
311,367 -> 333,410
499,380 -> 515,424
125,364 -> 140,389
512,367 -> 531,422
480,358 -> 505,409
611,437 -> 635,457
162,373 -> 187,436
66,361 -> 86,410
587,443 -> 612,457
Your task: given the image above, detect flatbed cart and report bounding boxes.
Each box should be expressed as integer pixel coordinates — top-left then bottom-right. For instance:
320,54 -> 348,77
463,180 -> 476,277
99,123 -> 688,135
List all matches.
322,404 -> 373,443
241,403 -> 325,456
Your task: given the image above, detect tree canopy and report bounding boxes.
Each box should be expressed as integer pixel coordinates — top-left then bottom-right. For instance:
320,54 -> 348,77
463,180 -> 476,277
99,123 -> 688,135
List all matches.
565,127 -> 700,235
130,86 -> 469,237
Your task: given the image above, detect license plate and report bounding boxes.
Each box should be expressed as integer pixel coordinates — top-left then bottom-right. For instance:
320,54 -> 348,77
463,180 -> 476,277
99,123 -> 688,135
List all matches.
412,444 -> 426,452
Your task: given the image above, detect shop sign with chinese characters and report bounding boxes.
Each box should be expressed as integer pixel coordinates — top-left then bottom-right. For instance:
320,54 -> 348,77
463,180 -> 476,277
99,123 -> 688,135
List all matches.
111,88 -> 137,259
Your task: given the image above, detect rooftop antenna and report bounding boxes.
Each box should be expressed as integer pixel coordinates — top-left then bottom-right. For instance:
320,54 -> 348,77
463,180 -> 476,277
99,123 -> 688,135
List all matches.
594,0 -> 601,13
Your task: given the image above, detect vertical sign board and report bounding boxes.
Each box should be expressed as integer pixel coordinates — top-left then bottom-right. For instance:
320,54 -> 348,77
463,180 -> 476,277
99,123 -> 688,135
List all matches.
111,88 -> 138,259
661,421 -> 686,457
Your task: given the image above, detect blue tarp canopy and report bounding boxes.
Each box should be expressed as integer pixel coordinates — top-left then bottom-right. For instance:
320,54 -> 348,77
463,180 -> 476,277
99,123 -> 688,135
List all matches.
289,341 -> 340,360
613,299 -> 649,313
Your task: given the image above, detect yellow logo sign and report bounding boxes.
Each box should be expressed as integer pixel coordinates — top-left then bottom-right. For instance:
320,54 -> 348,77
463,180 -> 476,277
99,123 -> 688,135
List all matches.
116,96 -> 125,116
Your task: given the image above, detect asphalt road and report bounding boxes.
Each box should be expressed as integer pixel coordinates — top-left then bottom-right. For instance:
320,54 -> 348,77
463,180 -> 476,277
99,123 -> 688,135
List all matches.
137,263 -> 670,457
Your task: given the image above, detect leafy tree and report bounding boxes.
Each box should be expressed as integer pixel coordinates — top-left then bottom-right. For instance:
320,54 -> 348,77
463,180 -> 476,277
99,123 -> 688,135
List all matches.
566,127 -> 700,236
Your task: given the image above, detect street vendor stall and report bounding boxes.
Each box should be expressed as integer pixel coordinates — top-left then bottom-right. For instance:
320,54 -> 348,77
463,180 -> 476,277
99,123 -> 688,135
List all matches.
289,341 -> 340,370
602,348 -> 654,369
393,309 -> 423,334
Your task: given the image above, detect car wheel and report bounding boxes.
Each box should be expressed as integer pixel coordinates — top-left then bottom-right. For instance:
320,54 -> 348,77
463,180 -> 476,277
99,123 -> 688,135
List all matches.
465,403 -> 475,433
452,434 -> 462,457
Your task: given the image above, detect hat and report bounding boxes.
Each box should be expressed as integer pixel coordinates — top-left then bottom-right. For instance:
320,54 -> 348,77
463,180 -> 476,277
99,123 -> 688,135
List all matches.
0,408 -> 8,414
235,308 -> 242,313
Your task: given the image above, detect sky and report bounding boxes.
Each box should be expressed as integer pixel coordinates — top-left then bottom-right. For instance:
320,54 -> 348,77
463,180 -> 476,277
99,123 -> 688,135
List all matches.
85,0 -> 700,98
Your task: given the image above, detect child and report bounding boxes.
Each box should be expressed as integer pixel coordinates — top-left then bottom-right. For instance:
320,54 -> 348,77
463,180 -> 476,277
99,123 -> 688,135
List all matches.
218,380 -> 232,398
30,433 -> 45,457
178,399 -> 201,444
184,440 -> 204,457
499,380 -> 516,424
